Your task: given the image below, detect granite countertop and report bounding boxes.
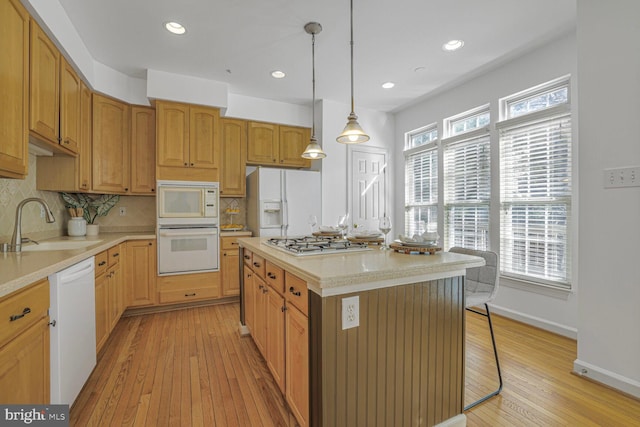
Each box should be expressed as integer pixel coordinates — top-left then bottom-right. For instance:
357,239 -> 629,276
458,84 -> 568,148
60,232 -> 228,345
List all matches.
0,232 -> 155,299
237,237 -> 485,296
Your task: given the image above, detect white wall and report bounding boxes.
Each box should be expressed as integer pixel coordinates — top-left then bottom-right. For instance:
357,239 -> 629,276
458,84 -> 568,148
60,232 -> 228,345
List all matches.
393,32 -> 579,337
574,0 -> 640,398
319,100 -> 395,229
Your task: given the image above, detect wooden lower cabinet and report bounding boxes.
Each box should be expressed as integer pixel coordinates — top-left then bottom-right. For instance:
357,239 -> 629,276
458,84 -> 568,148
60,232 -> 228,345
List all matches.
252,275 -> 267,355
157,271 -> 220,304
286,303 -> 309,427
94,266 -> 109,353
221,236 -> 241,296
266,288 -> 286,393
243,265 -> 255,333
125,239 -> 156,306
95,245 -> 125,353
0,278 -> 50,404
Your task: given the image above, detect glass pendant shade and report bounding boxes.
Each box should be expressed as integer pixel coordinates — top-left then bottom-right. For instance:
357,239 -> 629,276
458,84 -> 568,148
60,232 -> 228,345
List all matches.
336,112 -> 370,144
302,137 -> 327,159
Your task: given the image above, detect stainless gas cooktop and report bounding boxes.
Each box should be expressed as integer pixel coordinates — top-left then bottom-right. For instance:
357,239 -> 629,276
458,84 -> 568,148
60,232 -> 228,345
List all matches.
263,236 -> 372,256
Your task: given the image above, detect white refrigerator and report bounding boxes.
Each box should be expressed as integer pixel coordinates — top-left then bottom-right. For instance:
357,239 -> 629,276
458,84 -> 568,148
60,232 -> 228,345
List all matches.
246,167 -> 321,237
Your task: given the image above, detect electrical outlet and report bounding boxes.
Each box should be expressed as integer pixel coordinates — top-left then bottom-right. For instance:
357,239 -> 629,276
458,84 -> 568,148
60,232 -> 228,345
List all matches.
341,296 -> 360,330
603,166 -> 640,188
119,207 -> 127,216
40,206 -> 45,218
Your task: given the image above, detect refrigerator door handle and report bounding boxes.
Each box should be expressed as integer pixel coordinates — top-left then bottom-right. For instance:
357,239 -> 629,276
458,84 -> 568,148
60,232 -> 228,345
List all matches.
281,171 -> 289,237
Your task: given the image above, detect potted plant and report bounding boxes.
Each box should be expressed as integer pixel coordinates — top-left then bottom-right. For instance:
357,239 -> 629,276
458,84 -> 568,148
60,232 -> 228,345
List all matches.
60,193 -> 120,235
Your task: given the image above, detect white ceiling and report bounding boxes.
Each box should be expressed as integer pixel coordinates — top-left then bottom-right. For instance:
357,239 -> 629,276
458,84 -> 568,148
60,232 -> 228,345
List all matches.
57,0 -> 576,113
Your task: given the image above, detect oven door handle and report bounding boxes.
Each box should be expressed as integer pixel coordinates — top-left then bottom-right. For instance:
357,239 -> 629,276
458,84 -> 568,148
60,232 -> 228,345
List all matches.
159,229 -> 219,237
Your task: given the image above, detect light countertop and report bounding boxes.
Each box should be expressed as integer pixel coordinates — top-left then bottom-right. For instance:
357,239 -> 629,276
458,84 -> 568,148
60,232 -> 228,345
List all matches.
237,237 -> 485,296
0,232 -> 155,299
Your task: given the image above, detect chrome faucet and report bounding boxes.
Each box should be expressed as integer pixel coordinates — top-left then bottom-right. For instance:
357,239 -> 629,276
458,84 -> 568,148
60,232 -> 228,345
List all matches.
2,198 -> 56,252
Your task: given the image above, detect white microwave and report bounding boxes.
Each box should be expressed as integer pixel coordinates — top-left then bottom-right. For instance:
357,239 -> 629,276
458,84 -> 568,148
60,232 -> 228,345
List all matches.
157,180 -> 219,224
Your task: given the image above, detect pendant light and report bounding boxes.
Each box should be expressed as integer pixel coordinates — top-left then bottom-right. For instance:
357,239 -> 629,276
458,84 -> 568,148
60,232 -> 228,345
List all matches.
336,0 -> 369,144
301,22 -> 327,160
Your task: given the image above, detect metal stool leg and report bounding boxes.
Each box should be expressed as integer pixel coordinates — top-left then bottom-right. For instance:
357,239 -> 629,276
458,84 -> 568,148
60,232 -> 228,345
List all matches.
465,303 -> 503,411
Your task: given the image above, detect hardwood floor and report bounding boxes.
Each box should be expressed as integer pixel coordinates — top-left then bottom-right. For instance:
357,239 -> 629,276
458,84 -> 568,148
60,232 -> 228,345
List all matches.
71,302 -> 640,426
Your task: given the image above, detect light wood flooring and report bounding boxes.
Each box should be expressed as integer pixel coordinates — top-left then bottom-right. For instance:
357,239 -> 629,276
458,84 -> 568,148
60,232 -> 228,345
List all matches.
70,302 -> 640,426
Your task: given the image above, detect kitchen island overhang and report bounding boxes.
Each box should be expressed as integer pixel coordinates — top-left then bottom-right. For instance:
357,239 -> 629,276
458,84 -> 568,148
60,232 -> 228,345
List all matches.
237,237 -> 484,427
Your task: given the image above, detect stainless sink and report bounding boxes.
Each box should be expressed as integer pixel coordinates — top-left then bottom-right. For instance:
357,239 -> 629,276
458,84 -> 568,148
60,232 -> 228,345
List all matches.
21,239 -> 103,252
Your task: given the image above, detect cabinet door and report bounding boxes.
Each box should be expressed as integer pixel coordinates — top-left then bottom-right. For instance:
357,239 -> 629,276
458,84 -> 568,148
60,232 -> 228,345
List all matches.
247,122 -> 278,164
243,265 -> 255,332
189,106 -> 220,169
0,317 -> 49,404
92,94 -> 131,193
126,240 -> 157,307
286,303 -> 309,427
78,81 -> 92,190
108,262 -> 123,331
29,20 -> 60,145
60,57 -> 81,154
220,118 -> 247,197
222,249 -> 240,296
279,126 -> 310,168
130,106 -> 156,194
157,101 -> 189,167
253,275 -> 267,355
95,271 -> 109,353
0,0 -> 29,178
266,289 -> 286,393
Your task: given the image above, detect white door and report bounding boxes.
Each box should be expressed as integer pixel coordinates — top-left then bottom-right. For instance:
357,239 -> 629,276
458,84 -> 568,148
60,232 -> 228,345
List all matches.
349,147 -> 388,232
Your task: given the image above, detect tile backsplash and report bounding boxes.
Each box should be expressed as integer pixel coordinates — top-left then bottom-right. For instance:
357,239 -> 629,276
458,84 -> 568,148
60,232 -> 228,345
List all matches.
1,154 -> 248,241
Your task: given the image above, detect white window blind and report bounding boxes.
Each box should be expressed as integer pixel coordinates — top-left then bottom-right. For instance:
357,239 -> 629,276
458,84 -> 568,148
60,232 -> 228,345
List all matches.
499,113 -> 571,287
443,133 -> 490,250
404,145 -> 438,236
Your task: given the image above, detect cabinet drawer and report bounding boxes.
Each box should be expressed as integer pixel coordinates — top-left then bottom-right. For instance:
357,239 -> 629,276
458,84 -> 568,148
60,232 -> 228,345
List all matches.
251,253 -> 265,279
95,250 -> 109,276
0,279 -> 49,347
243,249 -> 253,267
265,261 -> 284,295
221,236 -> 240,250
107,244 -> 121,267
159,287 -> 220,304
285,272 -> 308,316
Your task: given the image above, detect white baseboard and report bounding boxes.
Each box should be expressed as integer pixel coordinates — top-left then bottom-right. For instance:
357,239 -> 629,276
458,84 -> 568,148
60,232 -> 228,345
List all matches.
434,414 -> 466,427
573,359 -> 640,399
238,322 -> 250,336
488,304 -> 578,339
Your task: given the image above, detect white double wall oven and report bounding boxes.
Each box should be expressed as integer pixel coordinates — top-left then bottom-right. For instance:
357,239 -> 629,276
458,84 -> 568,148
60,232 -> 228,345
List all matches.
156,180 -> 220,276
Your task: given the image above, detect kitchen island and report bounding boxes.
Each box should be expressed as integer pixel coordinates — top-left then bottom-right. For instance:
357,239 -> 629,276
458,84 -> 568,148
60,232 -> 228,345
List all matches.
238,237 -> 484,427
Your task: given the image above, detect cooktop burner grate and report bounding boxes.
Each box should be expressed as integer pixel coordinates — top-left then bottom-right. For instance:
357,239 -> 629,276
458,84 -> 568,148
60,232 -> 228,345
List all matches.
264,236 -> 372,256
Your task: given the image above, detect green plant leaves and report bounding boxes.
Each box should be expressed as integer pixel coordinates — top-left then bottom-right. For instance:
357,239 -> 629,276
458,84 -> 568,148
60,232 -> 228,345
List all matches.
59,192 -> 120,224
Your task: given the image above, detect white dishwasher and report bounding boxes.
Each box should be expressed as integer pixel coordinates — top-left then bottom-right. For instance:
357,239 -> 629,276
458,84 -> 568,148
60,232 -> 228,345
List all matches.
49,257 -> 96,405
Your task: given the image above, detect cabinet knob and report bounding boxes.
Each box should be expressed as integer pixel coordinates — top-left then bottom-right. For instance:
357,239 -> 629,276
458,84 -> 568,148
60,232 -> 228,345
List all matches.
151,188 -> 155,192
223,253 -> 227,257
184,162 -> 188,166
185,293 -> 196,297
148,242 -> 153,246
190,163 -> 194,166
267,272 -> 276,279
125,188 -> 129,192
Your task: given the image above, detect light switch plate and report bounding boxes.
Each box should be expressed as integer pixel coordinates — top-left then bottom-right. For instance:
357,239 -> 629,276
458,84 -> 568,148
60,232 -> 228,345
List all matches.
341,296 -> 359,330
603,166 -> 640,188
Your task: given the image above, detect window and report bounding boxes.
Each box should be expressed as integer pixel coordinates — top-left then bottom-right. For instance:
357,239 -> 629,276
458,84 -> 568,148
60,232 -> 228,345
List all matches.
404,126 -> 438,236
499,77 -> 571,287
446,107 -> 490,137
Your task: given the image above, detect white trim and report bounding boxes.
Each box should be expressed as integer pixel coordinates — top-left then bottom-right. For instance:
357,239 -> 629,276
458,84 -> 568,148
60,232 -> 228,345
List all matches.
496,104 -> 570,131
441,125 -> 490,146
573,359 -> 640,399
489,303 -> 577,339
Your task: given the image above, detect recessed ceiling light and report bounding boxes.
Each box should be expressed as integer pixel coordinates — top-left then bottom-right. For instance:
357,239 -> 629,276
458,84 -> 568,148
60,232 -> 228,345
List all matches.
164,22 -> 186,35
382,82 -> 395,89
442,39 -> 464,52
271,70 -> 286,79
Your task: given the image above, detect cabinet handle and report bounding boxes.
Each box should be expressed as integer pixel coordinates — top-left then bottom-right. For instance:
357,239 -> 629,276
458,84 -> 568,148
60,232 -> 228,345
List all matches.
244,254 -> 251,260
185,293 -> 196,297
10,307 -> 31,322
262,288 -> 268,294
253,262 -> 261,268
190,163 -> 194,166
48,320 -> 57,327
231,242 -> 239,245
113,253 -> 119,258
258,284 -> 263,290
63,139 -> 70,145
267,272 -> 276,279
281,306 -> 287,312
247,273 -> 252,278
124,188 -> 129,192
289,287 -> 301,297
98,261 -> 107,267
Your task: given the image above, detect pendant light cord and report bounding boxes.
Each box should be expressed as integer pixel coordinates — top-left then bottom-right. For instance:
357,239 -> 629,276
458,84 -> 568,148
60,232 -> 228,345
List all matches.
349,0 -> 355,115
312,32 -> 316,139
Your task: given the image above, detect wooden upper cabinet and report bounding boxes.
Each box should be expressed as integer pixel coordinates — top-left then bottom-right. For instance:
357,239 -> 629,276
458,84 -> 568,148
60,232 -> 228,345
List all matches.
156,100 -> 220,181
0,0 -> 29,179
92,93 -> 130,193
279,126 -> 310,168
78,81 -> 92,191
29,20 -> 60,146
190,106 -> 220,169
157,101 -> 189,168
220,118 -> 247,197
130,106 -> 156,194
59,57 -> 81,154
247,121 -> 278,165
247,121 -> 311,168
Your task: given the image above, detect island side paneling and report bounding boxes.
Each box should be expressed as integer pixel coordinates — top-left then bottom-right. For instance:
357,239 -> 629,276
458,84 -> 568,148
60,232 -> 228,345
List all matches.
310,277 -> 465,427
